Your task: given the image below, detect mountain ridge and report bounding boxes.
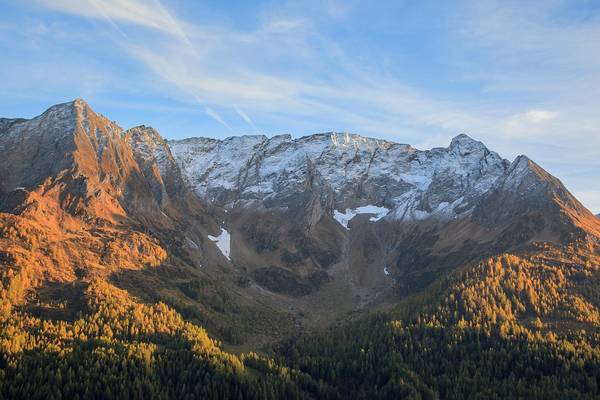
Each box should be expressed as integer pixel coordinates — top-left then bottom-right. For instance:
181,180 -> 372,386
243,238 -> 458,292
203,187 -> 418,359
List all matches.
3,99 -> 600,399
1,98 -> 599,343
3,99 -> 598,247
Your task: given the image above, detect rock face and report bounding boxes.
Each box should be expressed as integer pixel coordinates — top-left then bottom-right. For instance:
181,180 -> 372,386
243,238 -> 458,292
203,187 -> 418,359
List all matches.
0,100 -> 218,284
169,133 -> 510,222
472,155 -> 599,244
2,99 -> 599,329
0,100 -> 164,219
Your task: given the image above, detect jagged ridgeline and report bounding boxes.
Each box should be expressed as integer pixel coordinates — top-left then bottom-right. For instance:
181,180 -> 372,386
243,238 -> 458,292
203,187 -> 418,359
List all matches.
1,99 -> 600,399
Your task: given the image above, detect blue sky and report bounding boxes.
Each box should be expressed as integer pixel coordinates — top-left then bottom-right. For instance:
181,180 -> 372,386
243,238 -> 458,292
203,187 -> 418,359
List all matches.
0,0 -> 599,213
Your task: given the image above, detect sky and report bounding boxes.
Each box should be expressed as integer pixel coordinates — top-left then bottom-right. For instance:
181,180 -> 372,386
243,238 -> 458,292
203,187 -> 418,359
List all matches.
0,0 -> 599,213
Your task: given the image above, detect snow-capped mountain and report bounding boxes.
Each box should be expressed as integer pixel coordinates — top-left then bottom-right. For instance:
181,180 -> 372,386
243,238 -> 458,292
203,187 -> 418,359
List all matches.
2,99 -> 599,315
169,132 -> 510,224
166,128 -> 599,300
169,131 -> 597,240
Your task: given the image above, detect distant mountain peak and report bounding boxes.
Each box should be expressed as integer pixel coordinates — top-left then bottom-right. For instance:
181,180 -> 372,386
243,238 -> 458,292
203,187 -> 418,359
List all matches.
125,125 -> 177,178
41,98 -> 90,116
505,155 -> 563,190
73,97 -> 89,105
127,125 -> 166,142
0,99 -> 111,192
450,132 -> 477,143
448,133 -> 488,154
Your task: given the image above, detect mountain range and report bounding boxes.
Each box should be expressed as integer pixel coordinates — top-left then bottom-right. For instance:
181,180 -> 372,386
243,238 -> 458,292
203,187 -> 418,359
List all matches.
1,99 -> 600,398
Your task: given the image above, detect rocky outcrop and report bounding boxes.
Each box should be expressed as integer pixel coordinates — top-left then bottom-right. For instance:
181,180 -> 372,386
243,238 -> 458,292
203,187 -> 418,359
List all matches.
0,100 -> 219,286
169,133 -> 510,223
473,155 -> 600,242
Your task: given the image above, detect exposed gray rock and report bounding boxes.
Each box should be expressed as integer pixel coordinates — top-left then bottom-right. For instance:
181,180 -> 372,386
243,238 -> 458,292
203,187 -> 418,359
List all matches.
169,132 -> 511,224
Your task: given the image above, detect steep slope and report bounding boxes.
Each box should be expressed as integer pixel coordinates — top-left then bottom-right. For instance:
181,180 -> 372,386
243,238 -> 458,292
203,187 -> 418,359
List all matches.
170,132 -> 599,244
473,155 -> 600,244
0,99 -> 191,223
0,99 -> 168,283
0,100 -> 286,345
169,133 -> 509,220
168,134 -> 511,303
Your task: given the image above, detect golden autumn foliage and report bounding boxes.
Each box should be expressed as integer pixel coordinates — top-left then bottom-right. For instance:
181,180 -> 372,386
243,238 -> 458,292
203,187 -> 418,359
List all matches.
414,243 -> 600,335
0,278 -> 313,399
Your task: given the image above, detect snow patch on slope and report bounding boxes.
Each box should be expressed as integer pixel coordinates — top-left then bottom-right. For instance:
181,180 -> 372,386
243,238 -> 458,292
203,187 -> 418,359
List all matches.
333,205 -> 390,229
208,228 -> 231,260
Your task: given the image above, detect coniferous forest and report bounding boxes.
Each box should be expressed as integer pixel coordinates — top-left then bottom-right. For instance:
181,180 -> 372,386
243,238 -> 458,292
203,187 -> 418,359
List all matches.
2,245 -> 600,399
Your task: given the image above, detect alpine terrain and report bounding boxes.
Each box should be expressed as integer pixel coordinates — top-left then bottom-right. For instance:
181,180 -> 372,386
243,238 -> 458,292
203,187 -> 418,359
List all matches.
1,99 -> 600,399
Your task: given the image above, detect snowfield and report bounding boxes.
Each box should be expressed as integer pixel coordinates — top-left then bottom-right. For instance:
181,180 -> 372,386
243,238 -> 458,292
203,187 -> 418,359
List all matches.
208,228 -> 231,260
333,205 -> 391,229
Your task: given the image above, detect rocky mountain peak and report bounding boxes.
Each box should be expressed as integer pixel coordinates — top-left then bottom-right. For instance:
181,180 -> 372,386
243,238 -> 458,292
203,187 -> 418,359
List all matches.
170,131 -> 510,222
36,98 -> 113,135
501,155 -> 570,196
127,125 -> 166,142
0,100 -> 88,193
311,131 -> 397,151
124,124 -> 189,209
448,133 -> 488,155
126,125 -> 171,162
473,154 -> 600,240
0,100 -> 217,257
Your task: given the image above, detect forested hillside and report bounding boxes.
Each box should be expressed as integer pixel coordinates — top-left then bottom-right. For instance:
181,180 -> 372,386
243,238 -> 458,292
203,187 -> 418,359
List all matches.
0,278 -> 316,399
281,242 -> 600,399
2,241 -> 600,399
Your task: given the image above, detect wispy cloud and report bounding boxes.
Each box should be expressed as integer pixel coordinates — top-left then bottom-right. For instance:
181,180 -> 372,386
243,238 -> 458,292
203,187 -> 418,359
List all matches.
234,105 -> 262,135
36,0 -> 471,138
30,0 -> 600,145
38,0 -> 190,42
204,106 -> 235,134
523,110 -> 557,123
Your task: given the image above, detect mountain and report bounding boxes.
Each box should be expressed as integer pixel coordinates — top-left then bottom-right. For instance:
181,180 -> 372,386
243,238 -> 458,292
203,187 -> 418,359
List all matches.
0,100 -> 211,277
170,132 -> 598,240
2,100 -> 600,398
169,132 -> 508,221
0,100 -> 283,344
170,131 -> 600,302
2,99 -> 600,325
2,100 -> 600,327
